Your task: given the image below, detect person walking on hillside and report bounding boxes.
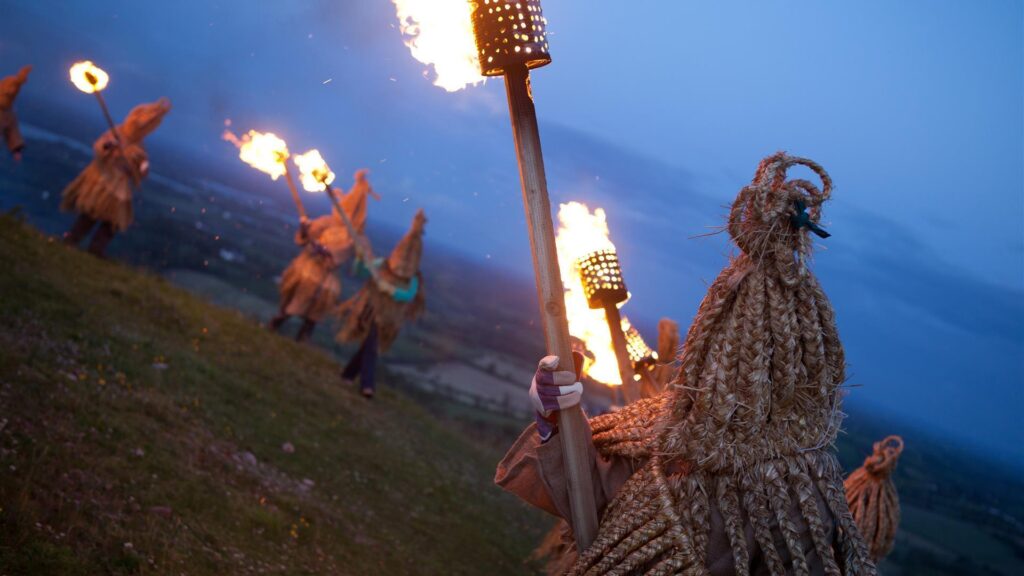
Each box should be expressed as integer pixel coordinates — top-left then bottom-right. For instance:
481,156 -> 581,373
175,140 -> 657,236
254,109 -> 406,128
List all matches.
61,98 -> 171,257
337,209 -> 426,399
269,176 -> 378,342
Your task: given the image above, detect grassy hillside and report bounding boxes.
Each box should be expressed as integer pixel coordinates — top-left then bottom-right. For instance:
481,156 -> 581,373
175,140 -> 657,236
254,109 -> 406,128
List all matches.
0,215 -> 546,575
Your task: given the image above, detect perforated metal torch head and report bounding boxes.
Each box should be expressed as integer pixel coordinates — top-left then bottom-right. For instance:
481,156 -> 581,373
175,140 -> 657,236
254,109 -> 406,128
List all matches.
471,0 -> 552,77
577,249 -> 629,310
624,323 -> 658,371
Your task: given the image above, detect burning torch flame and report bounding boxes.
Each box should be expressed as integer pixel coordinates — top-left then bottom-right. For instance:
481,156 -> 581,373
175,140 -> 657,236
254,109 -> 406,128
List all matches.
556,202 -> 624,385
70,61 -> 110,94
223,130 -> 289,180
392,0 -> 485,92
293,149 -> 336,193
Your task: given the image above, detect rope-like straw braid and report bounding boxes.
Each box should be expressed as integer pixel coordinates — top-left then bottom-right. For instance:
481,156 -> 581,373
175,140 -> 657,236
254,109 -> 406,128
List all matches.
814,455 -> 877,575
740,470 -> 787,574
764,463 -> 811,576
789,460 -> 843,576
716,476 -> 751,576
844,436 -> 904,563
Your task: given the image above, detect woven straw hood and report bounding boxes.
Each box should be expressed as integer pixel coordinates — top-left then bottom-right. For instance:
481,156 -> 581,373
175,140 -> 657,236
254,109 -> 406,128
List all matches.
568,153 -> 876,575
118,98 -> 171,144
387,209 -> 426,282
660,151 -> 844,471
845,436 -> 903,563
0,66 -> 31,109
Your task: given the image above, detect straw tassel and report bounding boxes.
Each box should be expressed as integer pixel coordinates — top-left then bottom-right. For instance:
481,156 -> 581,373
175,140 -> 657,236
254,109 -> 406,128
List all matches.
844,436 -> 904,563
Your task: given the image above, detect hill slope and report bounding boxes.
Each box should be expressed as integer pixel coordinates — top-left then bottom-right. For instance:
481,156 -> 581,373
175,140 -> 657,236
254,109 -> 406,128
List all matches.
0,216 -> 546,575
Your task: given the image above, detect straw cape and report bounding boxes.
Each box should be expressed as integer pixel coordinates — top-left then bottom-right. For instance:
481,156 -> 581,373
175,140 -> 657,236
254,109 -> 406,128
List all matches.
498,152 -> 876,575
61,98 -> 171,232
278,186 -> 369,322
844,436 -> 903,563
336,209 -> 426,353
0,66 -> 31,155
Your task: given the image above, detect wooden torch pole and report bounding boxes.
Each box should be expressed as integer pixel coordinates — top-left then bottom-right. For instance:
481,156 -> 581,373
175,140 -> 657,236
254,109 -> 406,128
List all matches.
320,182 -> 383,284
603,304 -> 640,404
503,63 -> 599,549
281,162 -> 309,221
86,74 -> 136,190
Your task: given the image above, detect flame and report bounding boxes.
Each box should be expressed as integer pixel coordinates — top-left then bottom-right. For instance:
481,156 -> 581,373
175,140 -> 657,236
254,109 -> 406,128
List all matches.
70,61 -> 109,94
392,0 -> 485,92
223,130 -> 289,180
556,202 -> 623,385
293,149 -> 336,193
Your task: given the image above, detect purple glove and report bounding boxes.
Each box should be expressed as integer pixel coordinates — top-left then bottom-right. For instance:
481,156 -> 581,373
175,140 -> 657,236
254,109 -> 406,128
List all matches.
530,354 -> 584,442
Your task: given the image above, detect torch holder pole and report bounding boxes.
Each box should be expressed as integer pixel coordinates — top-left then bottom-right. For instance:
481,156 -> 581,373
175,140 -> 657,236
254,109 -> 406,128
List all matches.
282,163 -> 309,221
603,304 -> 641,404
92,90 -> 138,190
321,183 -> 382,284
502,63 -> 599,549
93,92 -> 121,145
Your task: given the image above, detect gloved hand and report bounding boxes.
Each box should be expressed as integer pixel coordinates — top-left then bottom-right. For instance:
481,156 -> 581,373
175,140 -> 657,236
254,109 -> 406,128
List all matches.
530,354 -> 584,442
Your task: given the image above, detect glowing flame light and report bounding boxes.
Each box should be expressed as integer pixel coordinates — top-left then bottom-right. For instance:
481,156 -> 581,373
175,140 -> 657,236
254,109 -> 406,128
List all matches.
223,130 -> 289,180
293,149 -> 336,193
556,202 -> 623,386
392,0 -> 485,92
70,61 -> 110,94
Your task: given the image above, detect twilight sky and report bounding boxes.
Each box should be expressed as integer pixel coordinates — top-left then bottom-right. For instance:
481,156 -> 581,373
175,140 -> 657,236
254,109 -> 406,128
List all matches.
1,0 -> 1021,464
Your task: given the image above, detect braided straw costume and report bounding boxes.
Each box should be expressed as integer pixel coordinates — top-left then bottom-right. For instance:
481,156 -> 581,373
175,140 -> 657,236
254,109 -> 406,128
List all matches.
844,436 -> 903,563
336,209 -> 426,353
566,153 -> 875,575
61,98 -> 171,232
0,66 -> 30,156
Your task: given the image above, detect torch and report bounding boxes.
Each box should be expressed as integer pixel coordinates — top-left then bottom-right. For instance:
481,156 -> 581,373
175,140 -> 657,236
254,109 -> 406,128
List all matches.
225,130 -> 308,221
622,318 -> 660,399
577,249 -> 641,404
292,150 -> 396,292
69,61 -> 137,184
469,0 -> 599,547
281,162 -> 308,222
69,62 -> 119,144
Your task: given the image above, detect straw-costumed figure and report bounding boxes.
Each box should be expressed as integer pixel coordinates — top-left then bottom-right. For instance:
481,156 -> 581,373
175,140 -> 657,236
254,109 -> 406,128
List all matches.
336,209 -> 426,353
61,98 -> 171,232
276,180 -> 375,326
278,215 -> 349,324
844,436 -> 903,563
566,152 -> 876,575
0,66 -> 31,157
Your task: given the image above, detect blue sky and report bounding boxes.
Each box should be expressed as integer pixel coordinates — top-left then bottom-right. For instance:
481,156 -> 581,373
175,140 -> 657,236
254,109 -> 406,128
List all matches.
1,0 -> 1021,463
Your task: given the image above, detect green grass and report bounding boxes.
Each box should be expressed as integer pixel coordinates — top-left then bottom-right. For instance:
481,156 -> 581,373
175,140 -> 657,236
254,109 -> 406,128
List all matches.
0,215 -> 546,575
